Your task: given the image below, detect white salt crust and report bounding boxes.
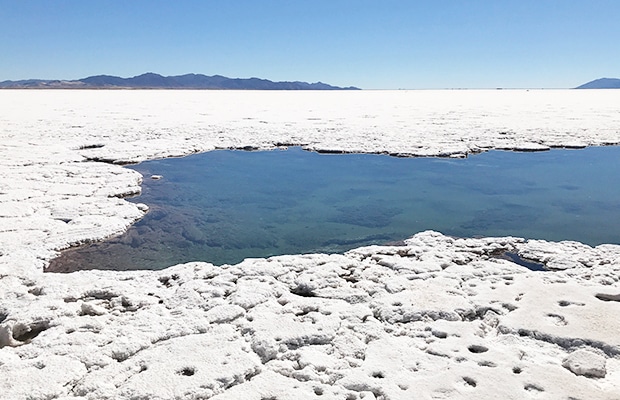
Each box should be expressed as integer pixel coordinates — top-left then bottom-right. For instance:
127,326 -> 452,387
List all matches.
1,90 -> 620,399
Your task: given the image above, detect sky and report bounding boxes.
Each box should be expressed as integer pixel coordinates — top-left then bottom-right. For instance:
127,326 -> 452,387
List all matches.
1,0 -> 619,89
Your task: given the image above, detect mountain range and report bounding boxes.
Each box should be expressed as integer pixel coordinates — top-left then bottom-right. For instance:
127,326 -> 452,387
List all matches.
2,73 -> 617,90
0,72 -> 360,90
575,78 -> 620,89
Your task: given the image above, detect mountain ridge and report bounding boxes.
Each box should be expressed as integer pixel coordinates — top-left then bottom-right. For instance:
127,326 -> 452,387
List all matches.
0,72 -> 360,90
575,77 -> 620,89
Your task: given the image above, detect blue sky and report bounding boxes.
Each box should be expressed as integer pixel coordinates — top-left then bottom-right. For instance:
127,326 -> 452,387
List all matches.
1,0 -> 618,89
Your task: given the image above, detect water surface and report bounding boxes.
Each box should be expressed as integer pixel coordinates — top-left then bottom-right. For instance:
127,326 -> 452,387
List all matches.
48,146 -> 620,271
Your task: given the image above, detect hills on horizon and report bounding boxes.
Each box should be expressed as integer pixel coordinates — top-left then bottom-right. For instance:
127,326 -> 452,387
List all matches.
0,72 -> 360,90
575,77 -> 620,89
1,73 -> 618,90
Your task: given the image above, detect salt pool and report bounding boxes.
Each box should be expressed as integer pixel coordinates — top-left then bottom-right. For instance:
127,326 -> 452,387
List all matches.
48,146 -> 620,271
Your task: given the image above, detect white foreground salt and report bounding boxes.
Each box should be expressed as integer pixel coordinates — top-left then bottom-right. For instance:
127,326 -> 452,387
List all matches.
1,90 -> 619,399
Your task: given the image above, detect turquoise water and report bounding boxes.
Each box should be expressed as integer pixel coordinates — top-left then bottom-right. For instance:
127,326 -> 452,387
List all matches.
49,146 -> 620,271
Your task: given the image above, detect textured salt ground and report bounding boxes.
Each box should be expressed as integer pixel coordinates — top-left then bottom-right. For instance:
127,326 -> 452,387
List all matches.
1,90 -> 620,399
2,234 -> 620,399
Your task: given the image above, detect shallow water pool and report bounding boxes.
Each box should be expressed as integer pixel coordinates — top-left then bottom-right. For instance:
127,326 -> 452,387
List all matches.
49,146 -> 620,271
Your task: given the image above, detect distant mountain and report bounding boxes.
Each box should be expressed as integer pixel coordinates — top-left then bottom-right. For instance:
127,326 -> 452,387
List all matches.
0,72 -> 360,90
575,78 -> 620,89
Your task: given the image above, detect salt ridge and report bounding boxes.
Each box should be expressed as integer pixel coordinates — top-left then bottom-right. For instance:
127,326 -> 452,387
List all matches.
1,90 -> 620,399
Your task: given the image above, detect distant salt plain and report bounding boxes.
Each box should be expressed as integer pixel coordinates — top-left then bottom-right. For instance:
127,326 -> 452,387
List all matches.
1,89 -> 620,399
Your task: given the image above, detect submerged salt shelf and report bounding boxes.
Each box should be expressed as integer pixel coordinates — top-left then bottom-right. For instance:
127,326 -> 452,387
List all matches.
2,90 -> 620,399
49,145 -> 620,271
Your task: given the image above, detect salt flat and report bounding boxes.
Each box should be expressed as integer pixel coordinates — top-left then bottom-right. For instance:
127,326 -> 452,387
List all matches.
1,89 -> 620,399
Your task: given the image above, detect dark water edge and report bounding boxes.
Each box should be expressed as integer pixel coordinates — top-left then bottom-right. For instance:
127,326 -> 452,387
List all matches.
493,252 -> 547,271
47,146 -> 620,272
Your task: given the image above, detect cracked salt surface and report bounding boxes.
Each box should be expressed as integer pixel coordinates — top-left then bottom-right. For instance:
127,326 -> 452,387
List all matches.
1,90 -> 620,399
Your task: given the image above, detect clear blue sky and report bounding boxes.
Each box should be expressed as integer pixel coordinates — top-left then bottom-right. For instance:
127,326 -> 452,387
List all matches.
1,0 -> 618,89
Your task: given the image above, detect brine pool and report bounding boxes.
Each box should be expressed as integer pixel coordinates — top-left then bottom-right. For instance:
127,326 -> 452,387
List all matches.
48,146 -> 620,271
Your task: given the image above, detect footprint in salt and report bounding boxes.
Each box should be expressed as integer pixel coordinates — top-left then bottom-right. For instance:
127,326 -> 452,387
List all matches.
546,313 -> 567,326
595,293 -> 620,302
524,383 -> 545,393
478,360 -> 497,367
462,376 -> 477,388
467,344 -> 489,354
558,300 -> 585,307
